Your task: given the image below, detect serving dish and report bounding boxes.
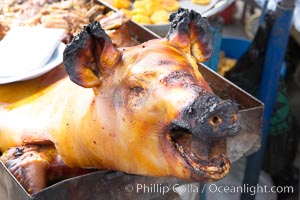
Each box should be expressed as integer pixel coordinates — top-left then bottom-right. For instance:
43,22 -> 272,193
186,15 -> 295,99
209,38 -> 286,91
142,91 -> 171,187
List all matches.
0,42 -> 65,84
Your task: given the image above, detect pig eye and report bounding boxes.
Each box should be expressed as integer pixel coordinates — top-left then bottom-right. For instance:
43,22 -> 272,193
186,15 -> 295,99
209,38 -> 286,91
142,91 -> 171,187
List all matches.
129,86 -> 144,94
127,86 -> 147,107
209,115 -> 223,127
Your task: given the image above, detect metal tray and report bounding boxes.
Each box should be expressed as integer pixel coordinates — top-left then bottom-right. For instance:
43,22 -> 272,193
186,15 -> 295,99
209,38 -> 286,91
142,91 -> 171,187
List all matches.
0,2 -> 263,199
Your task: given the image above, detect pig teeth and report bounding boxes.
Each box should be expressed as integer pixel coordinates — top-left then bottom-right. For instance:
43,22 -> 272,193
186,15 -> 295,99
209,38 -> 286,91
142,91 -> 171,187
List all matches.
174,143 -> 184,154
203,166 -> 222,173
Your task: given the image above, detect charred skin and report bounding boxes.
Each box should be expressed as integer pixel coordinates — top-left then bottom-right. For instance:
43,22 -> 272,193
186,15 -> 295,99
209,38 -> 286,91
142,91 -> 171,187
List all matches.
167,8 -> 213,62
0,8 -> 241,193
64,22 -> 121,88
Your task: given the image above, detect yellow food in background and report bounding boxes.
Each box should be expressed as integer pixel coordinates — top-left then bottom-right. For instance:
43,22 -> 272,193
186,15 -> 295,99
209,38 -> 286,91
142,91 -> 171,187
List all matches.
112,0 -> 131,9
119,8 -> 132,19
192,0 -> 211,5
131,7 -> 149,16
218,51 -> 237,76
131,0 -> 179,24
131,14 -> 151,24
105,0 -> 179,25
104,0 -> 212,24
151,10 -> 169,24
146,2 -> 162,15
161,0 -> 180,12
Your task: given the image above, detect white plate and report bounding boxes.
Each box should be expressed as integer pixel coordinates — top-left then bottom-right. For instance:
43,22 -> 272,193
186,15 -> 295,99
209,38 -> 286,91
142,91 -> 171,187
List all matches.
179,0 -> 235,17
0,42 -> 65,84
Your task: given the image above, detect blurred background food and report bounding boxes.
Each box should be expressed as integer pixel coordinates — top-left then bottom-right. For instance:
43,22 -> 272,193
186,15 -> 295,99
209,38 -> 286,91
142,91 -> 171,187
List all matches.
103,0 -> 179,25
102,0 -> 212,25
192,0 -> 211,5
0,0 -> 102,41
0,0 -> 140,45
218,51 -> 237,76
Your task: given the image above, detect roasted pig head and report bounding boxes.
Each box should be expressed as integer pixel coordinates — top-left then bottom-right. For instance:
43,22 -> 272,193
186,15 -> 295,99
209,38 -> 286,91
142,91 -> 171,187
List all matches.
0,9 -> 241,194
63,8 -> 240,181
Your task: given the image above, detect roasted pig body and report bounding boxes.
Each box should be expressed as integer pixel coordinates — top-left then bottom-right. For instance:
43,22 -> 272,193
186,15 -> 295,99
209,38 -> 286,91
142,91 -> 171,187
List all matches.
0,9 -> 241,194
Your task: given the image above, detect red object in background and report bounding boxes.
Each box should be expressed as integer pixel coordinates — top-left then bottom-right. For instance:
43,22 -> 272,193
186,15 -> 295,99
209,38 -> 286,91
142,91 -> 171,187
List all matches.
217,2 -> 236,24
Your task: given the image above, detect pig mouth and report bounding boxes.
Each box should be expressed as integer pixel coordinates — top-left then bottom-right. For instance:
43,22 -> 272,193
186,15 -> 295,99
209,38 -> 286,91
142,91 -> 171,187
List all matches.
166,128 -> 230,181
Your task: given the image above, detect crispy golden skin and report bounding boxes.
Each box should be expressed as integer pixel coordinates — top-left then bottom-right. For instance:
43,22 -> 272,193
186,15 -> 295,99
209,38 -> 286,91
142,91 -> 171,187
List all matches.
0,9 -> 240,194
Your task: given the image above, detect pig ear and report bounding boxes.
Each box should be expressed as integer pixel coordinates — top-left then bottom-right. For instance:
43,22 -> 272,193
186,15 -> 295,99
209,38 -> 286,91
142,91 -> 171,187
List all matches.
63,22 -> 121,88
166,8 -> 213,62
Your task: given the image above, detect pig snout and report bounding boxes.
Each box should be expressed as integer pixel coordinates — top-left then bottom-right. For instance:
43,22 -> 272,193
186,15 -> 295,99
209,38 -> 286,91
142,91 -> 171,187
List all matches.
171,94 -> 241,139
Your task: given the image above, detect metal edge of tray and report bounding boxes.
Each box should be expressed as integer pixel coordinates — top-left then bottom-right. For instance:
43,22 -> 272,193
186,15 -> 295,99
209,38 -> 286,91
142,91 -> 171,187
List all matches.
0,160 -> 31,200
0,161 -> 183,200
34,171 -> 183,200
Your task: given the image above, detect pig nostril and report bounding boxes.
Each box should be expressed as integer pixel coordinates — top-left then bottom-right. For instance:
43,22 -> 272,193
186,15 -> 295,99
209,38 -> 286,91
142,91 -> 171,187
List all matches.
220,160 -> 226,168
209,115 -> 222,127
232,114 -> 238,124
